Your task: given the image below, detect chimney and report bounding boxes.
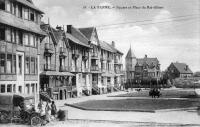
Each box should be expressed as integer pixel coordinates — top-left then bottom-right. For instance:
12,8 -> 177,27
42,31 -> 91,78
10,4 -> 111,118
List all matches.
111,41 -> 115,47
185,65 -> 188,71
56,25 -> 62,30
145,54 -> 147,58
67,25 -> 72,33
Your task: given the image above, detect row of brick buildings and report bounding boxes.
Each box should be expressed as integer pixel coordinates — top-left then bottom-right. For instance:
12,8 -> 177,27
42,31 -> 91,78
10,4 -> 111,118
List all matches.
0,0 -> 124,101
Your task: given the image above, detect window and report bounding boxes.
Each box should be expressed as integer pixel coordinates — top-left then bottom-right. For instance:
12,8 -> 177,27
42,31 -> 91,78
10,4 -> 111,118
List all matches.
13,55 -> 16,74
18,55 -> 22,74
7,54 -> 12,73
18,86 -> 22,93
23,33 -> 29,45
6,0 -> 11,12
18,4 -> 22,18
30,10 -> 34,21
11,2 -> 15,14
11,29 -> 16,43
13,84 -> 16,93
0,0 -> 5,10
107,77 -> 111,84
0,26 -> 5,40
31,57 -> 35,74
6,28 -> 11,42
18,31 -> 23,45
24,8 -> 29,20
29,34 -> 34,46
0,84 -> 5,93
25,57 -> 30,74
26,84 -> 29,94
7,84 -> 12,93
0,53 -> 5,73
35,58 -> 38,74
31,83 -> 34,93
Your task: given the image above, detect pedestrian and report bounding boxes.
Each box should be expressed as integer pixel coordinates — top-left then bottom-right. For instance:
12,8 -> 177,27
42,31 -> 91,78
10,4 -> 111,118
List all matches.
45,101 -> 51,123
38,100 -> 46,125
51,101 -> 57,119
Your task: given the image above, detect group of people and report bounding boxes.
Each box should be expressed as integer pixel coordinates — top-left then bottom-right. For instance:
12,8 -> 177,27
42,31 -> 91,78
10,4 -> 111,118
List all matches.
37,100 -> 57,124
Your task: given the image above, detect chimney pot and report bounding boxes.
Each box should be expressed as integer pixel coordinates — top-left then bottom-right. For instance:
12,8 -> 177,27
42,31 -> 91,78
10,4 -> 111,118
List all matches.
112,41 -> 115,47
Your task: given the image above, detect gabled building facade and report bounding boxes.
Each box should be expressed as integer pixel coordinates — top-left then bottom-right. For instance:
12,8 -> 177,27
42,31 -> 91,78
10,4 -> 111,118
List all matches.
79,27 -> 102,94
40,24 -> 75,100
166,62 -> 193,79
135,55 -> 161,88
66,25 -> 91,97
125,47 -> 161,88
0,0 -> 45,103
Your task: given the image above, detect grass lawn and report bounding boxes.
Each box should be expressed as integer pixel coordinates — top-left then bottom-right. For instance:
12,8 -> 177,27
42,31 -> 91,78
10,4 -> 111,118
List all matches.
72,99 -> 200,112
113,89 -> 198,98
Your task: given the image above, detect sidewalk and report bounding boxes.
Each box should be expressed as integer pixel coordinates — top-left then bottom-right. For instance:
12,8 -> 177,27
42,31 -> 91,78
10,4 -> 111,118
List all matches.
55,91 -> 200,126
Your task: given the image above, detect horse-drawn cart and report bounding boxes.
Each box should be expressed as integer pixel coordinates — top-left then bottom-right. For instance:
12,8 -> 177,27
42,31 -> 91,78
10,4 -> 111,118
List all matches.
0,93 -> 42,126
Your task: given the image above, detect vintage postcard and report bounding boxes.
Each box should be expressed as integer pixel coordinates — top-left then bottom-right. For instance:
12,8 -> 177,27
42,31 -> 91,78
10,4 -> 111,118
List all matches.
0,0 -> 199,127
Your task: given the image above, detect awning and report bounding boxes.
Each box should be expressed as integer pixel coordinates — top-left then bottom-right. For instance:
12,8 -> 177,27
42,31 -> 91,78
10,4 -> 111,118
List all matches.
40,71 -> 62,76
40,71 -> 75,76
102,73 -> 115,77
61,72 -> 74,76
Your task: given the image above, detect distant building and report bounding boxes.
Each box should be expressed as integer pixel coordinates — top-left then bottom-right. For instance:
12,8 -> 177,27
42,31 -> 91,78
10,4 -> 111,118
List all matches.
166,62 -> 193,79
135,55 -> 161,88
125,47 -> 161,88
125,46 -> 137,87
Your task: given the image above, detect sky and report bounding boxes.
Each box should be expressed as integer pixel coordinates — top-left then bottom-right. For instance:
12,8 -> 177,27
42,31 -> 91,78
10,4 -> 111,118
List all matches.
34,0 -> 200,72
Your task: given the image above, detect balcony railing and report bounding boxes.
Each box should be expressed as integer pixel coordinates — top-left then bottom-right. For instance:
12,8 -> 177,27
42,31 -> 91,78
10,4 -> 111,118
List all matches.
44,43 -> 54,54
72,50 -> 79,59
91,52 -> 99,59
82,55 -> 89,61
60,47 -> 68,57
44,64 -> 56,71
59,66 -> 69,72
100,55 -> 106,61
91,65 -> 99,71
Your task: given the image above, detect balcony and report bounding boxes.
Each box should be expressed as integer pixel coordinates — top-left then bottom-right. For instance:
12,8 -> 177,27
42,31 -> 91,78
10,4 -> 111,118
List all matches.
82,54 -> 89,61
91,65 -> 99,72
82,67 -> 90,73
100,55 -> 106,61
91,52 -> 99,59
44,43 -> 54,55
115,69 -> 123,74
60,47 -> 68,57
72,50 -> 79,59
71,66 -> 81,73
59,66 -> 69,72
44,64 -> 56,71
107,57 -> 112,62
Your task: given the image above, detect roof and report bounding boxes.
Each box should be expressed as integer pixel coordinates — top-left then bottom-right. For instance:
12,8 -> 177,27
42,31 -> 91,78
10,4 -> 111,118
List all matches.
0,11 -> 46,35
172,62 -> 193,74
15,0 -> 44,14
137,58 -> 159,66
79,27 -> 94,40
126,47 -> 136,58
99,41 -> 116,53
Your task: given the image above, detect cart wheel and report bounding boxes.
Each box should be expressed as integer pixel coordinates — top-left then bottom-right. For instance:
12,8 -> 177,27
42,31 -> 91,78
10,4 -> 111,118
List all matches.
31,116 -> 41,127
